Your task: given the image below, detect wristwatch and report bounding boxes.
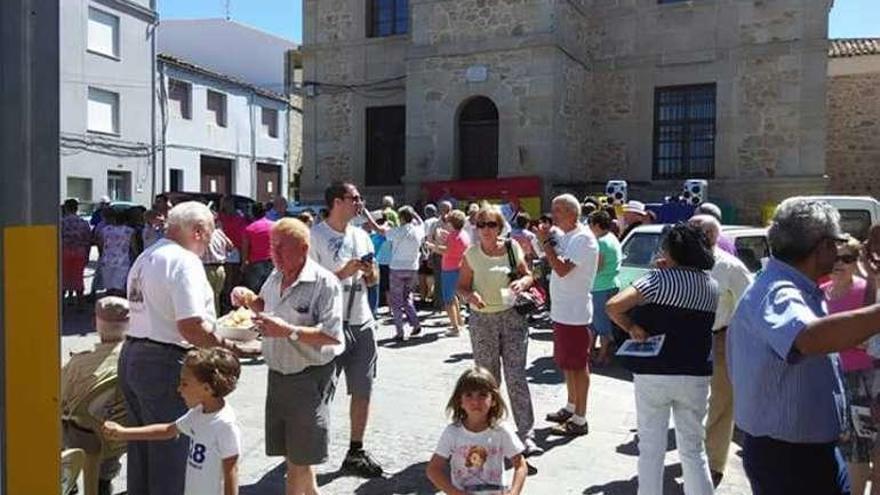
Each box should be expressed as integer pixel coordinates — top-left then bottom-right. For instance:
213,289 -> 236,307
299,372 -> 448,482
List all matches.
288,326 -> 301,341
544,238 -> 557,248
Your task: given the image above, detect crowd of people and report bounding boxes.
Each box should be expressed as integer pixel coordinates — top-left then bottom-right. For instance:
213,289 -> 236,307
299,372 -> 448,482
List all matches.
58,183 -> 880,495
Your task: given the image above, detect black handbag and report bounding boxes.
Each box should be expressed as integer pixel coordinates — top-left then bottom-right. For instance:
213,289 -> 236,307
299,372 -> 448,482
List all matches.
504,240 -> 546,315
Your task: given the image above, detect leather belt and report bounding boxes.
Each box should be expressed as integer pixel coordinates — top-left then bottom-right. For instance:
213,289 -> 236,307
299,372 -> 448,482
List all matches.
712,326 -> 728,335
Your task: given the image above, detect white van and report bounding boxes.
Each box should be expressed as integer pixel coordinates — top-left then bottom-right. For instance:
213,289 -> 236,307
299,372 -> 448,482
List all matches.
793,196 -> 880,241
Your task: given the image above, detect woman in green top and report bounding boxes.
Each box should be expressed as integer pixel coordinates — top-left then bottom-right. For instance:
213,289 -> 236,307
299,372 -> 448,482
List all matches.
588,210 -> 622,365
457,204 -> 541,456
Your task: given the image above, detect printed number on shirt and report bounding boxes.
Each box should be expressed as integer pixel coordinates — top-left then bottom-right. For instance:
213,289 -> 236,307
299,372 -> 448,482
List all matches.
189,439 -> 207,465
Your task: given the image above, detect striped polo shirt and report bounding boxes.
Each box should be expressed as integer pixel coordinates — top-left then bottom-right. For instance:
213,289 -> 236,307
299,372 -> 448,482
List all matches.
621,267 -> 719,376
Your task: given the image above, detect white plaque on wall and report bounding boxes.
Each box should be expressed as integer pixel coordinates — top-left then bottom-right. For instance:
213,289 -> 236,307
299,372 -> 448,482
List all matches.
466,65 -> 488,83
267,181 -> 274,194
210,179 -> 217,193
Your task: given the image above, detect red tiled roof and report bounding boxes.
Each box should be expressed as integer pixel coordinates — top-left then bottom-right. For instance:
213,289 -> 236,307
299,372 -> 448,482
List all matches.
829,38 -> 880,58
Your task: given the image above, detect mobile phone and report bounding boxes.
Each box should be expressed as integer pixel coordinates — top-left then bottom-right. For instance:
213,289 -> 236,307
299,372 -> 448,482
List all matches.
360,253 -> 374,264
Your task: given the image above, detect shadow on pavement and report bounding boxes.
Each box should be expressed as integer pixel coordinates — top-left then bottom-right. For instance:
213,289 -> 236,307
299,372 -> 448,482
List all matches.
443,352 -> 473,364
241,462 -> 285,494
351,461 -> 435,494
590,362 -> 633,382
377,333 -> 441,349
615,429 -> 678,457
528,329 -> 554,342
526,356 -> 563,385
582,463 -> 684,495
532,425 -> 579,455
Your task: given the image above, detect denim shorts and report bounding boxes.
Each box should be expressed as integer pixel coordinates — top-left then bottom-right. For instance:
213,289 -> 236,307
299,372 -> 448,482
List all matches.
440,270 -> 460,304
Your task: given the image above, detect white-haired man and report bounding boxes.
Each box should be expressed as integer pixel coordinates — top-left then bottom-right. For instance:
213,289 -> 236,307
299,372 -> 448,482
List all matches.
61,296 -> 130,495
120,201 -> 252,495
728,198 -> 880,494
689,214 -> 753,488
537,193 -> 599,436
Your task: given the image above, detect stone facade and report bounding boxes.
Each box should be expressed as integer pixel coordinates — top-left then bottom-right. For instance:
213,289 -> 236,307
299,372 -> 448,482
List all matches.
826,53 -> 880,195
302,0 -> 832,223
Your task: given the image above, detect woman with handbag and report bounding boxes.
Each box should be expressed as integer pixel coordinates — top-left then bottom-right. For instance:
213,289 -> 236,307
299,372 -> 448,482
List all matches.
457,204 -> 541,456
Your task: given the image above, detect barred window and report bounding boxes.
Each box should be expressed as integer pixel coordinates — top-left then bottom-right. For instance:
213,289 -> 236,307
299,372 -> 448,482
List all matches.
653,84 -> 716,180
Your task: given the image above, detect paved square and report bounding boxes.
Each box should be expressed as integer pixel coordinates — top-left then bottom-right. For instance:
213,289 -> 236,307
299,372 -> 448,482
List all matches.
63,305 -> 751,494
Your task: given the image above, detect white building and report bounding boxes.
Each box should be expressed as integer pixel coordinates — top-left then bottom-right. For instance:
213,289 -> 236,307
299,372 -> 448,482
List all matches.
158,18 -> 295,96
157,18 -> 301,199
60,0 -> 158,208
158,54 -> 289,202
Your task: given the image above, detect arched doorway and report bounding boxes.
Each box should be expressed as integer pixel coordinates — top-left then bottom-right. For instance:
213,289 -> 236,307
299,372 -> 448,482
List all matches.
458,96 -> 499,179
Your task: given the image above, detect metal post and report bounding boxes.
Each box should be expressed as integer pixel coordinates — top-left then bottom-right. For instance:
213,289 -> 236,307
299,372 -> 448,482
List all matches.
0,0 -> 61,493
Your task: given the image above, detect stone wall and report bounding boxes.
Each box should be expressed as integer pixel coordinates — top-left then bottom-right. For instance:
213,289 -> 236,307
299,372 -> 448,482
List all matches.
411,0 -> 555,46
827,71 -> 880,195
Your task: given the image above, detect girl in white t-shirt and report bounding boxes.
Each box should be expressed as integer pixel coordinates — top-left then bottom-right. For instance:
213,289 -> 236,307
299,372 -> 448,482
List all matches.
427,367 -> 527,495
104,348 -> 242,495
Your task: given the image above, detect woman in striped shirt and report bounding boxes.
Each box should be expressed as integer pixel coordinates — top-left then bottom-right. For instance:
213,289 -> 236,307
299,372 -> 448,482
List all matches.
607,223 -> 719,495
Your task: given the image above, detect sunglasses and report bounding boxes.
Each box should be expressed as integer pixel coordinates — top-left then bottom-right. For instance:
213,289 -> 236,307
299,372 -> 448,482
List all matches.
476,221 -> 500,229
837,254 -> 858,264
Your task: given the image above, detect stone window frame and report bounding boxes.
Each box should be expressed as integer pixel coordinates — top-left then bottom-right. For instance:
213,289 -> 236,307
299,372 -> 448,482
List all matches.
652,83 -> 716,180
366,0 -> 409,38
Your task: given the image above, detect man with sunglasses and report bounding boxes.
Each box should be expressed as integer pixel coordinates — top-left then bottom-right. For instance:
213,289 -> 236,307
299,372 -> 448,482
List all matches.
728,198 -> 880,495
309,181 -> 383,477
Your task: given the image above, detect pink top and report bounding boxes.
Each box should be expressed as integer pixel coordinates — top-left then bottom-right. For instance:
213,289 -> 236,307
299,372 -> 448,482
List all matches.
442,230 -> 471,271
244,217 -> 274,263
821,277 -> 872,372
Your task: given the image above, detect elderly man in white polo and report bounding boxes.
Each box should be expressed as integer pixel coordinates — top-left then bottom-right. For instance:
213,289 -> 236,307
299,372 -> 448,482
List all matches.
232,218 -> 344,495
121,201 -> 252,495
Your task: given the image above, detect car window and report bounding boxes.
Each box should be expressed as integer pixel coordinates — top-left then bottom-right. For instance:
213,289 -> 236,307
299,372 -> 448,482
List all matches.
735,236 -> 769,273
621,233 -> 661,268
839,209 -> 872,241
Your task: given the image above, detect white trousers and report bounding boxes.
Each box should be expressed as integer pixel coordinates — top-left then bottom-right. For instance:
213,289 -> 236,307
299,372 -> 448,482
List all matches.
634,374 -> 714,495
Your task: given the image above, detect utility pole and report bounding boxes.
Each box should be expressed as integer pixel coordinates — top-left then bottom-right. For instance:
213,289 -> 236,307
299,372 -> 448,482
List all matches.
0,0 -> 61,493
225,0 -> 232,20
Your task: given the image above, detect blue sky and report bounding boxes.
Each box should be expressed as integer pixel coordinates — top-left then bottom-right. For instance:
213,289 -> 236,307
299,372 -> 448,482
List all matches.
158,0 -> 878,43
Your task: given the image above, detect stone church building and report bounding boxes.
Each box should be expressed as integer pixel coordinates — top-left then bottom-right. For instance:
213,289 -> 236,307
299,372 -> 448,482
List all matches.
300,0 -> 833,222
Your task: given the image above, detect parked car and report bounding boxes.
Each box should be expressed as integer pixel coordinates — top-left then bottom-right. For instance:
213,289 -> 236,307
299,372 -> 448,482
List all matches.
617,224 -> 769,288
791,196 -> 880,241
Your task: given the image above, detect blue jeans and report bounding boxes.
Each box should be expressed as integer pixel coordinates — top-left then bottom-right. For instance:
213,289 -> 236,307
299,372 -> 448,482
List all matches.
118,339 -> 189,495
742,432 -> 850,495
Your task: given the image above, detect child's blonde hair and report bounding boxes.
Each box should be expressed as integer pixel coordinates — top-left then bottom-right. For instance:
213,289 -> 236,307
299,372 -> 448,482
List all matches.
446,367 -> 507,427
183,348 -> 241,398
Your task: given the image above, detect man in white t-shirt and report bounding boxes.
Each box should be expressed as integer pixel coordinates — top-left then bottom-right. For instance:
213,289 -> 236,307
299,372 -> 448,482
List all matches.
536,194 -> 599,437
120,201 -> 252,495
309,182 -> 384,478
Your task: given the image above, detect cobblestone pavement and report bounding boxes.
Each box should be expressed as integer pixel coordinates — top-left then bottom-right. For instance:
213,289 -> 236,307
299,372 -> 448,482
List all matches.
63,303 -> 752,495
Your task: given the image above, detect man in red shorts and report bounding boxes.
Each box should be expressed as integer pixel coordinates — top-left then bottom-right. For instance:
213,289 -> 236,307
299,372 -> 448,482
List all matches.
536,193 -> 599,436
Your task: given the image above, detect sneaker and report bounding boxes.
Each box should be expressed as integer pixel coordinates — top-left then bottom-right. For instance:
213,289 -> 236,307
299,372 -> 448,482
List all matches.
522,437 -> 544,458
410,326 -> 422,337
342,449 -> 384,478
545,408 -> 573,424
445,328 -> 461,337
393,333 -> 405,343
550,419 -> 589,437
